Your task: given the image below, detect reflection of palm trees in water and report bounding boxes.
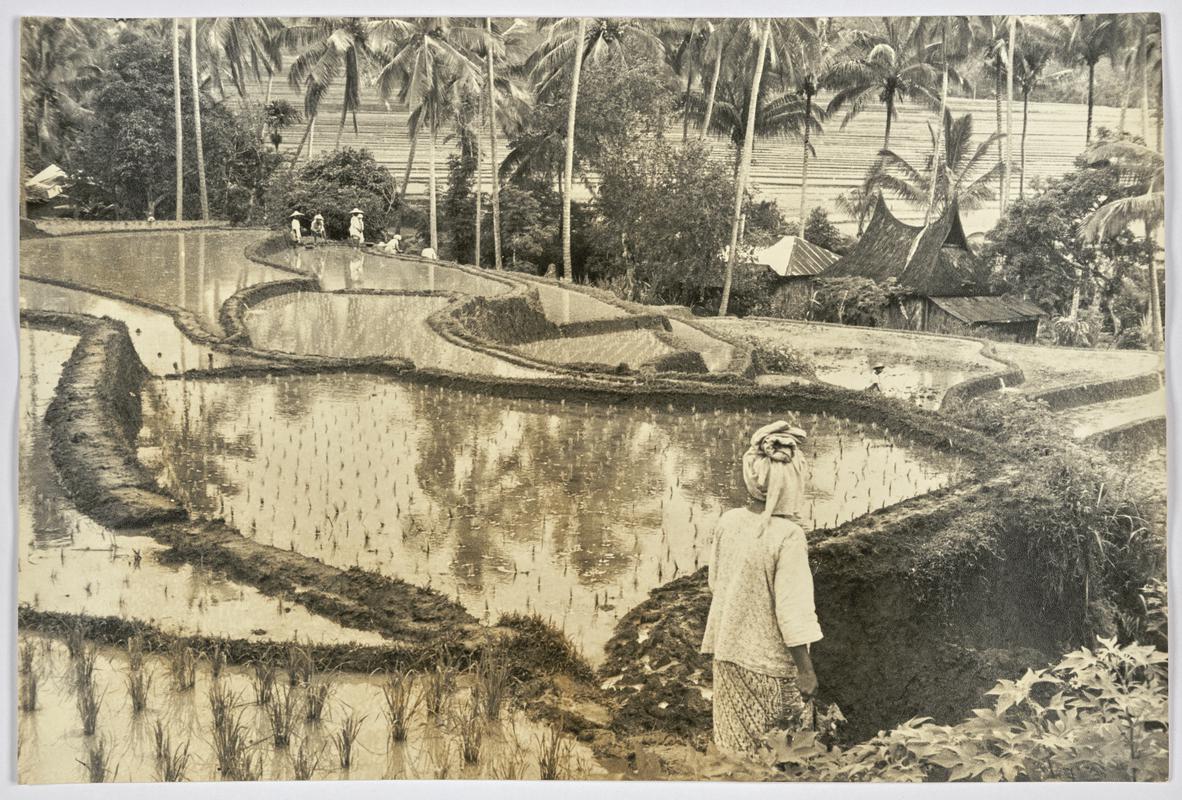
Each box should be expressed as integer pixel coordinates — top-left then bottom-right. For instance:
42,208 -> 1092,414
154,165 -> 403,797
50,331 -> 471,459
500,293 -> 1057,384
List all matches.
410,391 -> 740,592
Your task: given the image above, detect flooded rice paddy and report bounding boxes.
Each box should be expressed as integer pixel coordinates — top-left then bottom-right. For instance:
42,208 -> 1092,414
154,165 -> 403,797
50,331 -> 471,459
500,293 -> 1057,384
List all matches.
19,329 -> 383,645
515,329 -> 679,369
138,372 -> 964,659
18,633 -> 602,783
20,279 -> 240,374
281,246 -> 510,296
20,231 -> 296,336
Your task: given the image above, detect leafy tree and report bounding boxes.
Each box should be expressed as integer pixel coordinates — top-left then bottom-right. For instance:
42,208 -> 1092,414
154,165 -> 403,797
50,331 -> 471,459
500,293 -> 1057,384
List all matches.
802,208 -> 850,255
984,143 -> 1153,326
273,148 -> 397,240
262,100 -> 302,150
809,277 -> 892,327
592,140 -> 734,306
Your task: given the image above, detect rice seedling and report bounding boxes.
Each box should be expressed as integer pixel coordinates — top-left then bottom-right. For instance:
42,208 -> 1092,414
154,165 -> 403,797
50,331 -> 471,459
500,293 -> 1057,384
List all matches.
491,725 -> 530,780
208,644 -> 227,679
474,651 -> 512,720
76,683 -> 103,737
73,644 -> 99,693
268,686 -> 299,748
304,673 -> 334,723
251,658 -> 277,705
65,617 -> 85,659
381,669 -> 420,743
154,729 -> 191,782
332,712 -> 366,770
422,665 -> 454,718
77,737 -> 116,782
285,642 -> 313,687
18,642 -> 37,713
536,725 -> 573,780
211,703 -> 258,781
453,690 -> 484,765
126,634 -> 145,673
126,664 -> 152,715
168,643 -> 197,692
291,737 -> 321,780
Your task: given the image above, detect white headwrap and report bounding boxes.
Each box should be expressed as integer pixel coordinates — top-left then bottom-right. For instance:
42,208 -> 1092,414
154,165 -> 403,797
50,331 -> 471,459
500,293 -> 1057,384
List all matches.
742,420 -> 808,532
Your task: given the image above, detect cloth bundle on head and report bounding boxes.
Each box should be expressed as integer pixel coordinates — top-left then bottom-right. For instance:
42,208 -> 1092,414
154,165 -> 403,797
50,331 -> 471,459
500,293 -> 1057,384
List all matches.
743,420 -> 808,532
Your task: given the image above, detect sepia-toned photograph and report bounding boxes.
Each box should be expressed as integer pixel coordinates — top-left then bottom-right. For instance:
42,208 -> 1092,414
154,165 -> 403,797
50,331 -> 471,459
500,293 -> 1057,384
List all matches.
11,6 -> 1169,785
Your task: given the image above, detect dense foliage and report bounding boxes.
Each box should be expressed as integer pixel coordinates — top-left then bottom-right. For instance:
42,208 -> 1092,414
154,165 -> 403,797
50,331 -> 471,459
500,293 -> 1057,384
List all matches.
69,32 -> 279,220
984,133 -> 1156,332
808,277 -> 895,327
272,148 -> 397,240
767,638 -> 1168,782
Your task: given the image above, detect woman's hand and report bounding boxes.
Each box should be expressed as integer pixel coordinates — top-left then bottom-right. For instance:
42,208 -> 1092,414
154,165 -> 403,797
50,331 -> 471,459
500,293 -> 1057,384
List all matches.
788,644 -> 818,697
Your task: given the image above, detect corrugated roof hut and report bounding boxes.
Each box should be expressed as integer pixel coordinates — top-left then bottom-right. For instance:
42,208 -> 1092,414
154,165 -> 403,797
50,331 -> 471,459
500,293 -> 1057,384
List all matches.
819,195 -> 1042,342
754,235 -> 840,318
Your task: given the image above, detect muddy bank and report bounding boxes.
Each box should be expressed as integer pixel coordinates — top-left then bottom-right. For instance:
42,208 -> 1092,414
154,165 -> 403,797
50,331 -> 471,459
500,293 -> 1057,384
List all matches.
1031,370 -> 1164,412
1087,415 -> 1167,451
218,277 -> 320,341
939,345 -> 1025,410
28,311 -> 185,528
601,470 -> 1077,745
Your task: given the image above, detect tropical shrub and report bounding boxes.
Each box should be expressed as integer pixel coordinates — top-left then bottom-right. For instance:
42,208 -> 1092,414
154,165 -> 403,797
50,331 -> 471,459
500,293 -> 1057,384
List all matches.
272,148 -> 397,240
802,208 -> 852,255
765,639 -> 1168,782
809,277 -> 890,327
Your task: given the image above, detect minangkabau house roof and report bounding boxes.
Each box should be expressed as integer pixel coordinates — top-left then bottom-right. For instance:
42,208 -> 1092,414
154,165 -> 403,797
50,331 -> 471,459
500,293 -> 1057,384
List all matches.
821,194 -> 995,297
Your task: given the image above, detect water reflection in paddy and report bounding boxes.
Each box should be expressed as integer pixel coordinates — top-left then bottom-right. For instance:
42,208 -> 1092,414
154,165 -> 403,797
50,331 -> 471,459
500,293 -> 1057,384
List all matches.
20,279 -> 245,374
282,246 -> 510,296
20,231 -> 296,336
244,291 -> 549,378
17,329 -> 382,645
139,373 -> 964,660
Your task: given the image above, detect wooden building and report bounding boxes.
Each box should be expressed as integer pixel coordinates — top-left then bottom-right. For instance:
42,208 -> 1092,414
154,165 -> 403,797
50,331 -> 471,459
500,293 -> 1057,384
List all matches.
753,235 -> 840,318
820,195 -> 1043,342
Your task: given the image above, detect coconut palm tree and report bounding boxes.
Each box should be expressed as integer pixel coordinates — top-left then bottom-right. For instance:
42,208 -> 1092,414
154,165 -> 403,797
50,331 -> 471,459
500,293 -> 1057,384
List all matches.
924,16 -> 975,224
375,18 -> 481,252
200,17 -> 284,101
20,19 -> 104,168
283,17 -> 380,158
718,19 -> 771,317
189,19 -> 209,220
826,17 -> 941,151
1080,140 -> 1164,348
1013,38 -> 1071,199
664,18 -> 720,143
876,110 -> 1004,216
1055,14 -> 1121,144
531,18 -> 667,280
172,19 -> 184,220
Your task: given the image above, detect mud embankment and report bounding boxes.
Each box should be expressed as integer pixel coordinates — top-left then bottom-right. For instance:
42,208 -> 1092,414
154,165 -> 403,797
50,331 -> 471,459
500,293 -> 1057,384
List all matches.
939,345 -> 1025,410
29,311 -> 186,528
601,469 -> 1059,745
1031,371 -> 1164,412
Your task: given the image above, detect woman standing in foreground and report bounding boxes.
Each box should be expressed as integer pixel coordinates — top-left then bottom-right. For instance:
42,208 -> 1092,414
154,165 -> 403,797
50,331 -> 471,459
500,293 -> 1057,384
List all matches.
701,421 -> 821,756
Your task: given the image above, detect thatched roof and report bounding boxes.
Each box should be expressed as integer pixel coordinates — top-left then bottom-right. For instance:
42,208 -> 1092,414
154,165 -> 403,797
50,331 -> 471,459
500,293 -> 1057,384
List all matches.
929,295 -> 1043,324
822,195 -> 992,297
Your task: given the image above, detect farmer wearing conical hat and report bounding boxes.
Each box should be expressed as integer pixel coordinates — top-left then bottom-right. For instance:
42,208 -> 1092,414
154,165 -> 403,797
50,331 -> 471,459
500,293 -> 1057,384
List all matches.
310,212 -> 326,246
288,211 -> 304,247
701,420 -> 821,757
348,207 -> 365,248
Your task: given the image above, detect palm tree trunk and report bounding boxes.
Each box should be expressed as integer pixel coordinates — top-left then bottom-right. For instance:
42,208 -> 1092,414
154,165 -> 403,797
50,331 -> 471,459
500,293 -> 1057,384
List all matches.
682,68 -> 693,143
474,135 -> 483,266
1085,61 -> 1095,144
258,74 -> 275,140
925,19 -> 950,225
995,68 -> 1004,214
1146,222 -> 1162,348
173,19 -> 184,221
1019,90 -> 1030,199
1003,17 -> 1015,213
562,18 -> 588,283
290,113 -> 316,168
335,102 -> 348,150
189,19 -> 209,221
1139,22 -> 1151,147
1118,58 -> 1130,135
486,18 -> 503,270
700,46 -> 722,141
883,93 -> 894,151
798,92 -> 812,226
398,126 -> 419,201
719,20 -> 770,317
428,124 -> 438,252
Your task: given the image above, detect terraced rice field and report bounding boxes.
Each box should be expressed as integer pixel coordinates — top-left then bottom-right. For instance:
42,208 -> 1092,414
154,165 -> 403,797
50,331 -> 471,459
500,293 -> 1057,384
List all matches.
253,76 -> 1133,233
514,329 -> 679,369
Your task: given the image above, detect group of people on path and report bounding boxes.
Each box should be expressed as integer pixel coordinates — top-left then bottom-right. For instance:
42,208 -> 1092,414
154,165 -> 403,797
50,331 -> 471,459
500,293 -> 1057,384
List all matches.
287,207 -> 436,260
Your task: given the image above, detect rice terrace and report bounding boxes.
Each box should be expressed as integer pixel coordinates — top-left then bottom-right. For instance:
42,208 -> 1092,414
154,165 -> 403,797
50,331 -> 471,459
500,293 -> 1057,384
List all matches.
12,10 -> 1170,786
